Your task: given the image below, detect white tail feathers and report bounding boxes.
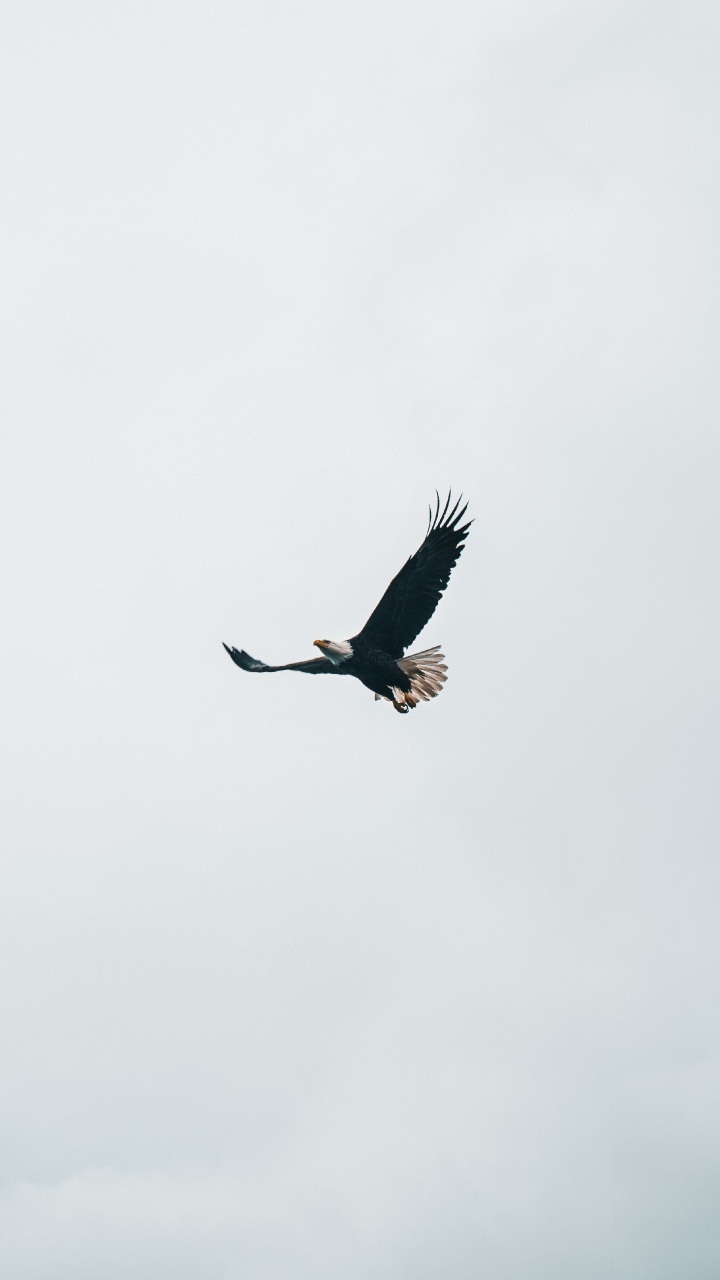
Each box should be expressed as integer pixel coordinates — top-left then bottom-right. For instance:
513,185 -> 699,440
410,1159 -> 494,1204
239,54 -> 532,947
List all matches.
396,645 -> 448,709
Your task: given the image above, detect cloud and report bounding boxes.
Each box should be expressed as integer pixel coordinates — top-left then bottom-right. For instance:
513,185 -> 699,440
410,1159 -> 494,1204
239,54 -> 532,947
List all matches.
1,0 -> 719,1275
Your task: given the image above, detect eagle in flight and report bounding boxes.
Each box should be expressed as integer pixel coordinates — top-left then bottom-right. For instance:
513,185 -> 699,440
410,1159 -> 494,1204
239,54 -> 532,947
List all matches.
224,492 -> 472,713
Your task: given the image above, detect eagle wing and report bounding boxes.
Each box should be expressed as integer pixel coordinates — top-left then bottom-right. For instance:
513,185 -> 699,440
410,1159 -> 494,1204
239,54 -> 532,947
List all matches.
354,492 -> 472,657
223,644 -> 340,674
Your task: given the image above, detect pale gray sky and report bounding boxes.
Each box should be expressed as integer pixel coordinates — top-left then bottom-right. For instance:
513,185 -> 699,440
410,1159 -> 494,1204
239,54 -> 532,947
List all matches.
2,1 -> 719,1276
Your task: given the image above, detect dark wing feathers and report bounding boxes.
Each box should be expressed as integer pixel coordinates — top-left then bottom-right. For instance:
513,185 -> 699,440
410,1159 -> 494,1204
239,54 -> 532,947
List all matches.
353,492 -> 472,656
222,644 -> 339,674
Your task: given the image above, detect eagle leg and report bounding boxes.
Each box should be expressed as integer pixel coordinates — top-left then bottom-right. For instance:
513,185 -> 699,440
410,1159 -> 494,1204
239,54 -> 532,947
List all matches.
391,689 -> 411,713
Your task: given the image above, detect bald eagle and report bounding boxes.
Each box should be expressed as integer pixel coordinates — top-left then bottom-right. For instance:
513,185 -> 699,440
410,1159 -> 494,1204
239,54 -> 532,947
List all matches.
223,492 -> 472,713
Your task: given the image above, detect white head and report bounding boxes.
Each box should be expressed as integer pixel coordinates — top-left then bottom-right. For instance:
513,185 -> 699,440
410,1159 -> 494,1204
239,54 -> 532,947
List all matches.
314,638 -> 354,665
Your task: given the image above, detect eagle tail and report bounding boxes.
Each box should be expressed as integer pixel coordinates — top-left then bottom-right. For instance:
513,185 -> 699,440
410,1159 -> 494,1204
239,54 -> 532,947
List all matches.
396,645 -> 448,709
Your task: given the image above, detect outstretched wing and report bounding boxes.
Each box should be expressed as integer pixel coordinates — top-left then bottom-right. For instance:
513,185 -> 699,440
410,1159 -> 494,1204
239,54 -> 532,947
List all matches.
223,644 -> 340,674
354,492 -> 472,657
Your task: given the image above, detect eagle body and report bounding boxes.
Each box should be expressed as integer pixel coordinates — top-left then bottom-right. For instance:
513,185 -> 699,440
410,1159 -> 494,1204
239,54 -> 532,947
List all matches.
224,493 -> 471,714
319,638 -> 413,701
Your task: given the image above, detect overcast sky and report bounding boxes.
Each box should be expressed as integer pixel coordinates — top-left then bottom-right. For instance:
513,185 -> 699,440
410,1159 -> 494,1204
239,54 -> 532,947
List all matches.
2,1 -> 719,1276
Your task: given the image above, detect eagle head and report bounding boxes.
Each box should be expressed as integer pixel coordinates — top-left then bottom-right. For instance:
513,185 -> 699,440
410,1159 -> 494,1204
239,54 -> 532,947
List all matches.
314,638 -> 353,665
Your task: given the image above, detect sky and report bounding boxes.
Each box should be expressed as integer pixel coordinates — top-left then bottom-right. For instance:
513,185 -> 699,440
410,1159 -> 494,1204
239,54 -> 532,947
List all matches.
1,0 -> 719,1276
